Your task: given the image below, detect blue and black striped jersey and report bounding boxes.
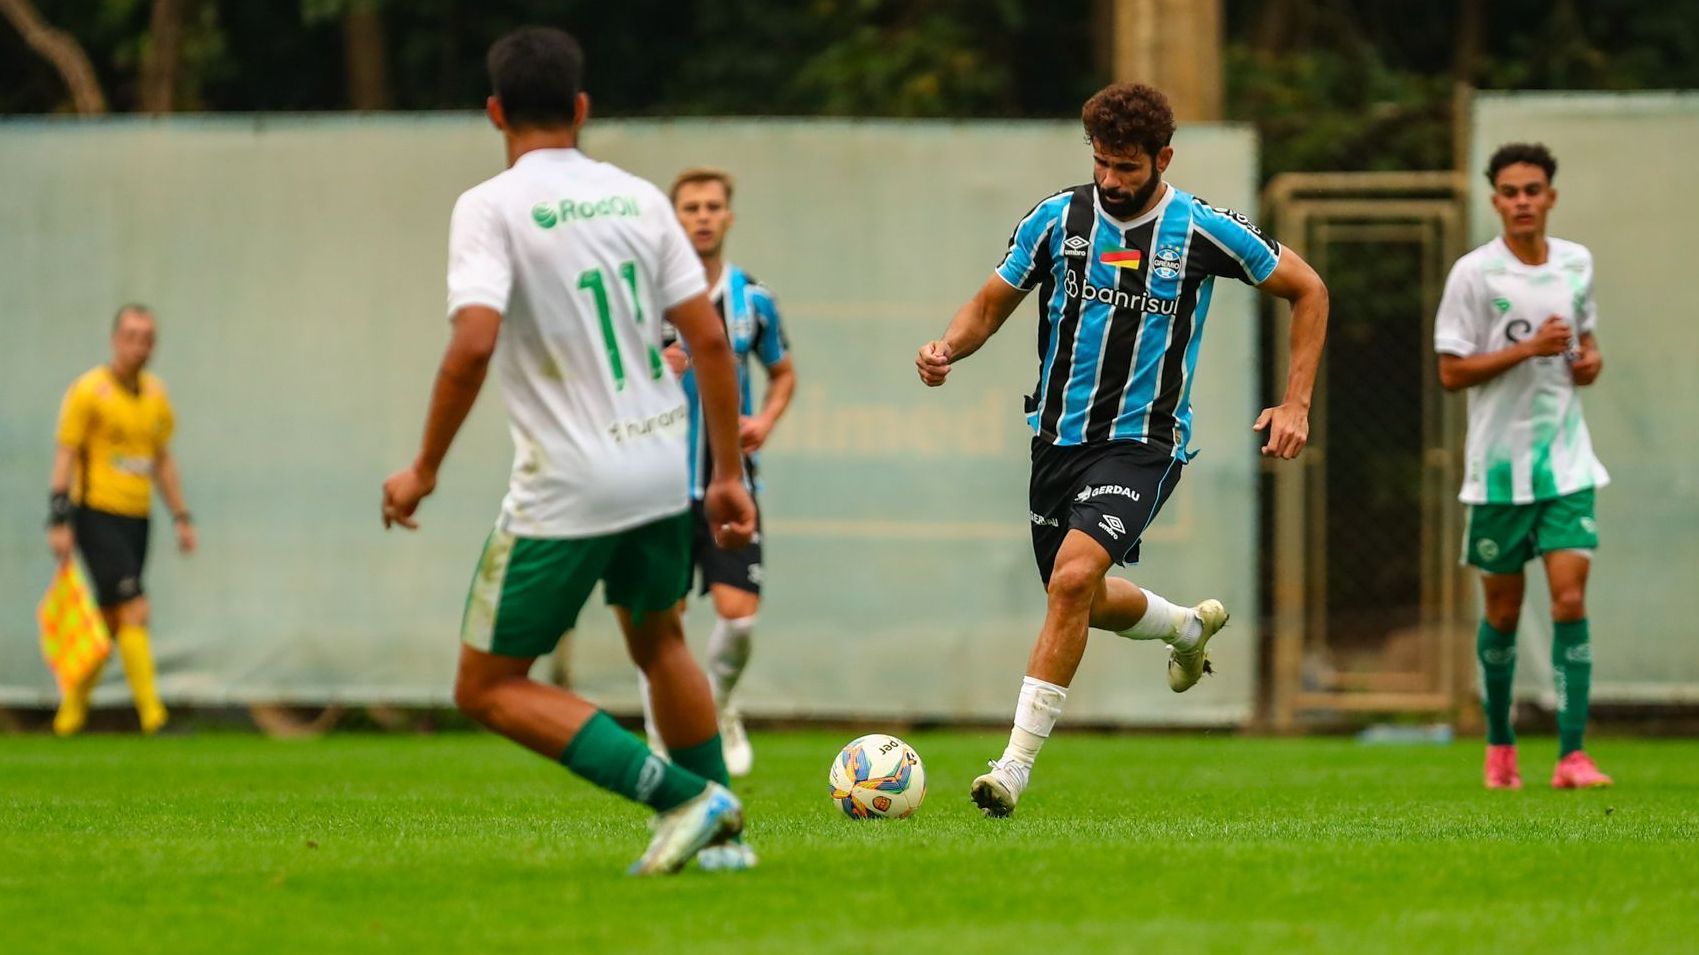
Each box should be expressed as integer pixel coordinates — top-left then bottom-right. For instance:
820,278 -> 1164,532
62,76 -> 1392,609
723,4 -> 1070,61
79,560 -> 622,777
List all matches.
996,183 -> 1280,458
673,263 -> 789,499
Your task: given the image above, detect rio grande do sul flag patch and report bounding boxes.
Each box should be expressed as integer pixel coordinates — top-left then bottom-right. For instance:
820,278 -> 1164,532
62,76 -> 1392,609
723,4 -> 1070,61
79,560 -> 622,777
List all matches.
1100,247 -> 1142,269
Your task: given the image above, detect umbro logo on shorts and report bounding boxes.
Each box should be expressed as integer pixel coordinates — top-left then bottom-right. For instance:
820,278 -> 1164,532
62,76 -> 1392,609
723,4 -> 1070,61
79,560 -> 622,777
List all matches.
1099,516 -> 1126,540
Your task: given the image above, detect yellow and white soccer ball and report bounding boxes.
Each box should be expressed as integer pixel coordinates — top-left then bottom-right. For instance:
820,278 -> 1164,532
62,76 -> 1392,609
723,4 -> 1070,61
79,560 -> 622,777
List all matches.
829,734 -> 926,819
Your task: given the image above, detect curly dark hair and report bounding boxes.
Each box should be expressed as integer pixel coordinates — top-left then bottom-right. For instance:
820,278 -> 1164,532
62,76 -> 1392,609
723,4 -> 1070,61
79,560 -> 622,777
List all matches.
1486,142 -> 1557,186
1081,83 -> 1176,158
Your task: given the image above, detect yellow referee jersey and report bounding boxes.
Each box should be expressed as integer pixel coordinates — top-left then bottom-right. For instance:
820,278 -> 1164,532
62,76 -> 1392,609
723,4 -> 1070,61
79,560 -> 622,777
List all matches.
56,366 -> 176,518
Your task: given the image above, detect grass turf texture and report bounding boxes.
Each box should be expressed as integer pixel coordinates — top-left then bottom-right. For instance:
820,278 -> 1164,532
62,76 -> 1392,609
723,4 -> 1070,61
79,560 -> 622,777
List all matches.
3,732 -> 1696,954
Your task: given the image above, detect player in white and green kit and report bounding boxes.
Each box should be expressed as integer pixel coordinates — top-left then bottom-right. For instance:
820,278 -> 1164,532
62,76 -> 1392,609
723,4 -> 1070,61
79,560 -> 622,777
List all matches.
381,27 -> 761,874
1435,142 -> 1612,791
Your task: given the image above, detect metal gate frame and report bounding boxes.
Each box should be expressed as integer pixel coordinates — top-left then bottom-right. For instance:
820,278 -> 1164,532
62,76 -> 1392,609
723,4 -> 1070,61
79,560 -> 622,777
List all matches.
1260,171 -> 1479,731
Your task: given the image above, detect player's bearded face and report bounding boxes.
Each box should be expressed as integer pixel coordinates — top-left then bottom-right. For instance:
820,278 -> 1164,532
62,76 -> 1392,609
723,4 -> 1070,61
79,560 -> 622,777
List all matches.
674,181 -> 733,257
1092,143 -> 1162,217
1490,163 -> 1556,240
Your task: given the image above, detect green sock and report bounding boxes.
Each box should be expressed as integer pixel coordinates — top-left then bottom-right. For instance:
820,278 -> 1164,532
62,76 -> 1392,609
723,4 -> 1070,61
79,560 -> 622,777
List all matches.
1476,620 -> 1517,746
1552,619 -> 1593,756
559,712 -> 708,812
669,733 -> 730,788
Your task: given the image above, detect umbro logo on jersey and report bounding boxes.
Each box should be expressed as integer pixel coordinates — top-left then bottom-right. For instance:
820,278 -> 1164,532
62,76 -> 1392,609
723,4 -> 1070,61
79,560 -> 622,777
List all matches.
1062,235 -> 1091,258
1099,515 -> 1126,540
1493,297 -> 1512,314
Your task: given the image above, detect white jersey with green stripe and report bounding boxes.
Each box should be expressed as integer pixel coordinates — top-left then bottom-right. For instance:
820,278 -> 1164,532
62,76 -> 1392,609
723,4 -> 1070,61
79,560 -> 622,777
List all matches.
1434,235 -> 1610,505
446,148 -> 708,537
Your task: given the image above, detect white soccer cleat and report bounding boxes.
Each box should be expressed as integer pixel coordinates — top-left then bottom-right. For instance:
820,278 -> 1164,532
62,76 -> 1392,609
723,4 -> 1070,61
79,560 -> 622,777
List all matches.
969,759 -> 1030,818
721,708 -> 753,778
628,782 -> 743,876
697,836 -> 759,872
1167,598 -> 1230,693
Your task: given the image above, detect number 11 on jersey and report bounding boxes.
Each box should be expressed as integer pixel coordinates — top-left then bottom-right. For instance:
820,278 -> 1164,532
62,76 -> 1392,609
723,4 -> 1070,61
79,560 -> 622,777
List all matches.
577,260 -> 665,390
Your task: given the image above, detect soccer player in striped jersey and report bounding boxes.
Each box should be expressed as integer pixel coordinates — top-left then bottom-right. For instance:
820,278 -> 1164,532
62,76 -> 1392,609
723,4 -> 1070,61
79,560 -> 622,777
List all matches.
381,27 -> 758,874
916,83 -> 1329,817
643,167 -> 795,778
1435,142 -> 1611,790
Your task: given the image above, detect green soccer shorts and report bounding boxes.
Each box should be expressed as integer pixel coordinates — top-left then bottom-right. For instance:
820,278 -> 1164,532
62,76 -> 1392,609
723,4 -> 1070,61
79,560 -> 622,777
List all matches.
460,510 -> 692,659
1463,488 -> 1599,575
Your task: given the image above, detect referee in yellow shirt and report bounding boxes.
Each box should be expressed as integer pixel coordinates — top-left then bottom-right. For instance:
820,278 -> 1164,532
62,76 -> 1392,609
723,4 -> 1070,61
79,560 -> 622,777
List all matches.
46,304 -> 196,735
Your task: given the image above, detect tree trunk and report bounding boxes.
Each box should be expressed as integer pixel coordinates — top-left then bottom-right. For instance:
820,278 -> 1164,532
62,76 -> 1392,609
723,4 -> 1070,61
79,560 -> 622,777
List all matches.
344,0 -> 392,110
0,0 -> 108,114
1252,0 -> 1299,54
1452,0 -> 1482,86
138,0 -> 187,114
1109,0 -> 1223,121
1451,0 -> 1483,173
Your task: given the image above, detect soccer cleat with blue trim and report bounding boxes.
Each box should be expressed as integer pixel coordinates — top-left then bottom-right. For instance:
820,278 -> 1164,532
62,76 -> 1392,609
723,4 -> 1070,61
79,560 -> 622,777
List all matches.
1167,599 -> 1230,693
697,835 -> 758,872
628,782 -> 743,876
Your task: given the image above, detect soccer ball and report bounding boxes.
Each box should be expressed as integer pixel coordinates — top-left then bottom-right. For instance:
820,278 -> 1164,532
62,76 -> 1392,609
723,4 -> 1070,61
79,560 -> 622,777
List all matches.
828,734 -> 926,819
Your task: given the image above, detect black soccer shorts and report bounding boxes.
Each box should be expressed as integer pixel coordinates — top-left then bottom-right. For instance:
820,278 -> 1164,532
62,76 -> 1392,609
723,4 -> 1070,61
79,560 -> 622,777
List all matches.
74,507 -> 150,607
1027,437 -> 1184,586
690,497 -> 764,596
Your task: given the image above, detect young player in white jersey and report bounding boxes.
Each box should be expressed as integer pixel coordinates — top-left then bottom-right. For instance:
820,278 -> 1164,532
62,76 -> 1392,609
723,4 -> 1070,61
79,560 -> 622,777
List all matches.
1435,142 -> 1612,790
381,27 -> 760,874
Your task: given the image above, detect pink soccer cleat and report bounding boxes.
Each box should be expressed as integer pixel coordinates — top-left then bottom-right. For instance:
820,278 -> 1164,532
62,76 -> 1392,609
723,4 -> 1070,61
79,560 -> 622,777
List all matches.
1551,751 -> 1613,789
1484,744 -> 1522,790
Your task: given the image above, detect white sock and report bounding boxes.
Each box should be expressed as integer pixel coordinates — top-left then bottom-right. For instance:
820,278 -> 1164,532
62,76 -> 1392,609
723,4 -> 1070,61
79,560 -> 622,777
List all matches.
1117,591 -> 1202,647
999,676 -> 1067,769
707,615 -> 757,703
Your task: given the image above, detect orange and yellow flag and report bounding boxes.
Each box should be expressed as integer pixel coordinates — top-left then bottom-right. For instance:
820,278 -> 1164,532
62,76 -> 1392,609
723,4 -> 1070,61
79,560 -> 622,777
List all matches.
37,563 -> 111,692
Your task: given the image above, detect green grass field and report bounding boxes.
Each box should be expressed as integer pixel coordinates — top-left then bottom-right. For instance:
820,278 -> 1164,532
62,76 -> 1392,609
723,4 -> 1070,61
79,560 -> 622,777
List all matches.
3,731 -> 1697,954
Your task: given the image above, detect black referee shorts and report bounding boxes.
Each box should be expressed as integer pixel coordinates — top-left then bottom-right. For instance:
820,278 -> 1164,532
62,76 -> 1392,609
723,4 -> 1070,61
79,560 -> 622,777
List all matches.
74,508 -> 150,608
1028,437 -> 1184,586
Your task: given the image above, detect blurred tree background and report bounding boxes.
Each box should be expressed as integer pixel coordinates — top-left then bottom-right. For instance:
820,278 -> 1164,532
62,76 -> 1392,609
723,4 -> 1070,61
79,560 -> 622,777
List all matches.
5,0 -> 1697,179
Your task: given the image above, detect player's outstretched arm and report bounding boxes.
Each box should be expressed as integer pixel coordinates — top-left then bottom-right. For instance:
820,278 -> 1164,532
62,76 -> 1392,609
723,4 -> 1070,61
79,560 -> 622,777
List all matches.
382,305 -> 501,530
1437,315 -> 1571,391
916,274 -> 1028,387
667,293 -> 756,549
1254,248 -> 1329,459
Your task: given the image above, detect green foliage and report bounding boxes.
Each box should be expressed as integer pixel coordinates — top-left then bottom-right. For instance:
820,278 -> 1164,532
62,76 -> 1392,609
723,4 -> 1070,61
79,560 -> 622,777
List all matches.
3,0 -> 1698,170
1225,44 -> 1453,180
